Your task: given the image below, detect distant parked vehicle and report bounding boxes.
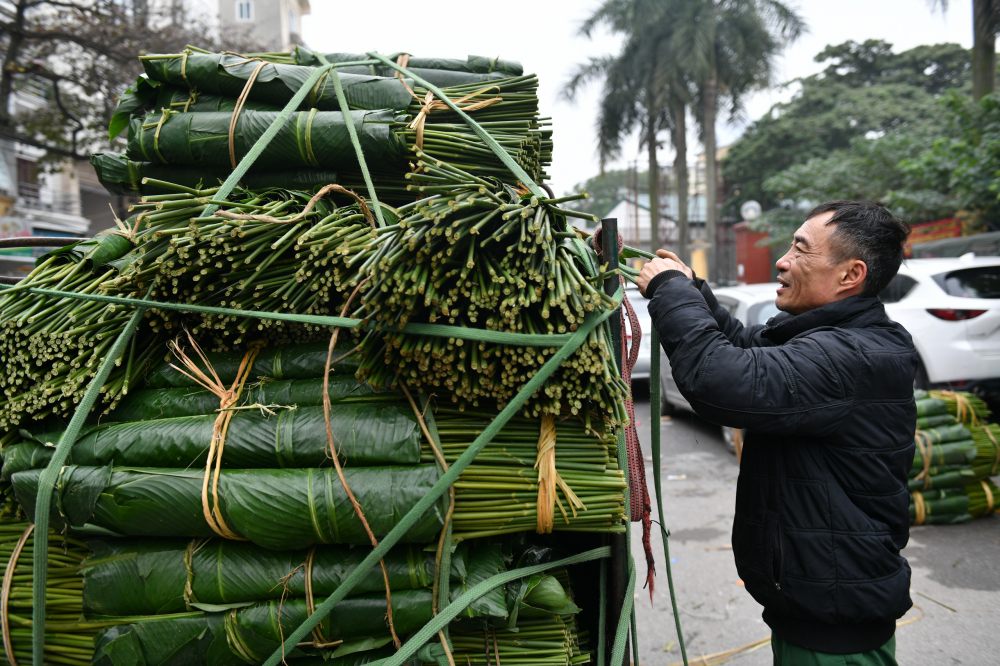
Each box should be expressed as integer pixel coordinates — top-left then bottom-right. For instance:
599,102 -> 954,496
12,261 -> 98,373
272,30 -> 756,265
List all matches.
881,255 -> 1000,391
657,282 -> 780,452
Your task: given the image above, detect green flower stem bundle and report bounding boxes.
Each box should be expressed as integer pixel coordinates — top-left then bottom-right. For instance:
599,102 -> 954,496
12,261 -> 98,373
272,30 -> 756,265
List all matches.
100,183 -> 390,351
346,157 -> 625,421
0,517 -> 124,666
0,232 -> 158,430
447,615 -> 589,666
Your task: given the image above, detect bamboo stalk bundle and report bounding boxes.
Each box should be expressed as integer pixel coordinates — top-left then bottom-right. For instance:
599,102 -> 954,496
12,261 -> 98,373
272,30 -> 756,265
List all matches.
918,389 -> 991,426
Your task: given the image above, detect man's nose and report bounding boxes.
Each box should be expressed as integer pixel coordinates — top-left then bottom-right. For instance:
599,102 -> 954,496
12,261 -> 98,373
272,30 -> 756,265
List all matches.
776,252 -> 791,272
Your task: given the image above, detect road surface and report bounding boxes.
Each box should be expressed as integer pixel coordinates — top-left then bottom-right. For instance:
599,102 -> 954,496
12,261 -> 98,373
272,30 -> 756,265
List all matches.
624,397 -> 1000,666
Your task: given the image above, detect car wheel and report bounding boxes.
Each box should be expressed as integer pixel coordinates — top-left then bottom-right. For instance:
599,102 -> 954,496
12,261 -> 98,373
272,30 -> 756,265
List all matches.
722,426 -> 736,454
914,357 -> 930,391
660,390 -> 675,416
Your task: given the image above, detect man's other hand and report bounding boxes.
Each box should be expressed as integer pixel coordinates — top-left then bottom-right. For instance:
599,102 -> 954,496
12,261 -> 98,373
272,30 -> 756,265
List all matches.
636,250 -> 693,297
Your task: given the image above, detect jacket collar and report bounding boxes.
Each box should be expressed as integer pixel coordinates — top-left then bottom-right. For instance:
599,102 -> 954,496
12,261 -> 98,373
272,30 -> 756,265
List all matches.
761,295 -> 887,345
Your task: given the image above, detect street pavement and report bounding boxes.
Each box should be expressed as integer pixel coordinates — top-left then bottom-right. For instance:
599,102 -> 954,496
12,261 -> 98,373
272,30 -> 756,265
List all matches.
622,396 -> 1000,666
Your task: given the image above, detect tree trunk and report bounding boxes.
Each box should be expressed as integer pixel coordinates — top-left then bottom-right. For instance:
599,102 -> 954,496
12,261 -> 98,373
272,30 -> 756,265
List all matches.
703,74 -> 718,282
647,102 -> 659,254
972,0 -> 997,100
672,98 -> 689,264
0,0 -> 29,129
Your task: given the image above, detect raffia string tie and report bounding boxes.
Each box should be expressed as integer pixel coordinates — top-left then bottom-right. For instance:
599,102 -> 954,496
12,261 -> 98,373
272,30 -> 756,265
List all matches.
168,329 -> 263,540
322,278 -> 401,649
229,59 -> 269,169
395,53 -> 410,80
1,524 -> 32,666
302,545 -> 342,647
914,429 -> 933,491
933,390 -> 980,427
182,537 -> 209,610
398,80 -> 503,152
215,183 -> 376,229
981,479 -> 995,514
913,491 -> 927,526
534,414 -> 585,534
982,424 -> 1000,475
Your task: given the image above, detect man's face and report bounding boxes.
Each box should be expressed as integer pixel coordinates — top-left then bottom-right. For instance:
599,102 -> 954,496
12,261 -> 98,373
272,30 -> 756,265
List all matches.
775,212 -> 856,315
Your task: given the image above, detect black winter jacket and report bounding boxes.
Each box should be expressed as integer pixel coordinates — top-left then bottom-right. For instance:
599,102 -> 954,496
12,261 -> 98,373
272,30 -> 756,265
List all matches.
647,272 -> 917,654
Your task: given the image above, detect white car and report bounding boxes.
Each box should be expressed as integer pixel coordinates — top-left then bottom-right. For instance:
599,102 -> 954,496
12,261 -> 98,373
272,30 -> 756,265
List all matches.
881,255 -> 1000,389
657,282 -> 782,452
623,283 -> 651,380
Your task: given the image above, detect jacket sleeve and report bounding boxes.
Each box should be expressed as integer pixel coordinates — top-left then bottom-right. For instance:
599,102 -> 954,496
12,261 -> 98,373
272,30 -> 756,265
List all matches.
694,278 -> 770,349
649,276 -> 855,437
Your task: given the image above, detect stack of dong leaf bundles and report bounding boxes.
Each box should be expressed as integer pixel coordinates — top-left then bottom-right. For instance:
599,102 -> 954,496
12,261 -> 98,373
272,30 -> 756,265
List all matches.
91,46 -> 552,206
0,46 -> 630,666
910,390 -> 1000,525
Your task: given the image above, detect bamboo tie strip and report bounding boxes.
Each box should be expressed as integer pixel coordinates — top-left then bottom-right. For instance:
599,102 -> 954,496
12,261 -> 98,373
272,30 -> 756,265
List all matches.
534,414 -> 585,533
168,329 -> 263,540
912,491 -> 927,526
914,430 -> 933,490
1,525 -> 33,666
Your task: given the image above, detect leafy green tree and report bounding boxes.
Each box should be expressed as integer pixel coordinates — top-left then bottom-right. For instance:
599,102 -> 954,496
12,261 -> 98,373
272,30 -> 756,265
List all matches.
668,0 -> 804,280
562,0 -> 681,254
724,40 -> 970,216
931,0 -> 1000,99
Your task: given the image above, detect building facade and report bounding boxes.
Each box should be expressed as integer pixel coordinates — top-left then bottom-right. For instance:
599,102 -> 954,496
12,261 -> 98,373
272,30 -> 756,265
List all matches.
218,0 -> 311,51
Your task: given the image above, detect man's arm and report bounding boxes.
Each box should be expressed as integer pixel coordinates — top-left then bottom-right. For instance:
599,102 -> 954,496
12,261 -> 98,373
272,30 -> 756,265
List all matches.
638,251 -> 768,349
648,274 -> 854,436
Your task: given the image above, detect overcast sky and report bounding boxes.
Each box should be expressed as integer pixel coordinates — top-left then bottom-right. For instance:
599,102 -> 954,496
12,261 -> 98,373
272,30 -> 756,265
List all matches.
301,0 -> 974,193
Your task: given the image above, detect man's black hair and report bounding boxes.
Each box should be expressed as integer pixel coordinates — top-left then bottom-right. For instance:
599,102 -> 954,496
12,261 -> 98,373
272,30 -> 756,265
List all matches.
807,200 -> 911,297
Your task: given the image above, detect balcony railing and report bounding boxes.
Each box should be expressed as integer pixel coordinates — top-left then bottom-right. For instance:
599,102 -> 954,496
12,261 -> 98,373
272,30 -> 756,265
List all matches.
16,182 -> 78,216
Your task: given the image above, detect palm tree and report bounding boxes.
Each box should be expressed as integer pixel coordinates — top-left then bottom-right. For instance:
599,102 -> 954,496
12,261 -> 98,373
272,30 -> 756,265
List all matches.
932,1 -> 1000,99
563,0 -> 683,256
670,0 -> 804,281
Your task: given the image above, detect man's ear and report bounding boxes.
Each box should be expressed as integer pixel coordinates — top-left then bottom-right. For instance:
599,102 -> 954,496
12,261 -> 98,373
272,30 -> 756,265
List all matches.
841,259 -> 867,293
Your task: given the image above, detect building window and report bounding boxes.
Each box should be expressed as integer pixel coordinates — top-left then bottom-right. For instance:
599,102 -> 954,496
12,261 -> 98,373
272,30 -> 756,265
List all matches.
288,9 -> 298,33
236,0 -> 253,21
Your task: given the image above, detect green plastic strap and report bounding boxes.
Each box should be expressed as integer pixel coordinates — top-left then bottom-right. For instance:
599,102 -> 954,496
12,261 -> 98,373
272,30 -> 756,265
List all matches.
611,404 -> 636,665
31,294 -> 151,666
313,52 -> 388,229
261,303 -> 618,666
650,328 -> 689,665
201,63 -> 335,219
370,545 -> 612,666
0,284 -> 610,348
366,51 -> 545,200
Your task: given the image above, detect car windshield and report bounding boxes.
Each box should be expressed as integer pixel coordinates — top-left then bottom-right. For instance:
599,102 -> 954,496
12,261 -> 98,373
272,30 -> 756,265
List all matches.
933,266 -> 1000,299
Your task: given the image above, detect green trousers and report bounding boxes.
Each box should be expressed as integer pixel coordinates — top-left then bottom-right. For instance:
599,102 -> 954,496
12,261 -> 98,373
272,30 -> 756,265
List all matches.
772,634 -> 897,666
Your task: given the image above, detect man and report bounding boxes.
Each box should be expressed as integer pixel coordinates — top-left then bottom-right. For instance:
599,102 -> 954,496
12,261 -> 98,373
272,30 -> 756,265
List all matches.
637,201 -> 915,665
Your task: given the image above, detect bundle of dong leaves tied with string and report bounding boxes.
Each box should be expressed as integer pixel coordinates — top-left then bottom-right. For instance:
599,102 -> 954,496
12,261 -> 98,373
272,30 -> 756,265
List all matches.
910,390 -> 1000,525
6,338 -> 625,543
93,50 -> 550,202
0,509 -> 587,666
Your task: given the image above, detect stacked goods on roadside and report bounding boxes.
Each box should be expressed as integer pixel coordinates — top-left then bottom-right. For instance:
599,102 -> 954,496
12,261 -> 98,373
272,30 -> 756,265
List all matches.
2,44 -> 641,666
910,390 -> 1000,525
93,50 -> 550,202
